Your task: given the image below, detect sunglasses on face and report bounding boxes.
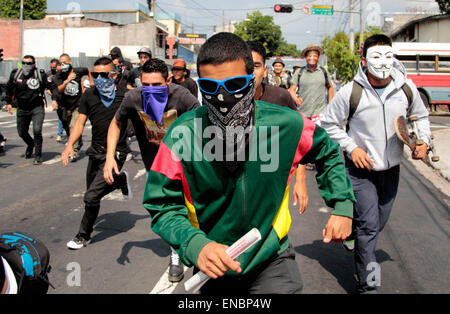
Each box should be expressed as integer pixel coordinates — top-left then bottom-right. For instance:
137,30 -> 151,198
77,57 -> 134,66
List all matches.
22,61 -> 35,66
198,74 -> 254,95
91,71 -> 115,79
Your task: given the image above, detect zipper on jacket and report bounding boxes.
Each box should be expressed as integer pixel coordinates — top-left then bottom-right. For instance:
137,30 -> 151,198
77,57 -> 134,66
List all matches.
372,88 -> 391,169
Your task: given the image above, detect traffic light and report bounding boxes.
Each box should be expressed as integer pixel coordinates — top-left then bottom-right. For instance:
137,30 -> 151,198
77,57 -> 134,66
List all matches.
0,49 -> 3,63
274,4 -> 293,13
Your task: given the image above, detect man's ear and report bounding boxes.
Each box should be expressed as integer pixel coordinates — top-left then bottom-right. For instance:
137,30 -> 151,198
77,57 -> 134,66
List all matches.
167,76 -> 172,85
263,65 -> 268,78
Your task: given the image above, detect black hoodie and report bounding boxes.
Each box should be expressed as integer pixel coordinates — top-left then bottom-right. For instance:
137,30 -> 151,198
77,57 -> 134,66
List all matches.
110,47 -> 133,71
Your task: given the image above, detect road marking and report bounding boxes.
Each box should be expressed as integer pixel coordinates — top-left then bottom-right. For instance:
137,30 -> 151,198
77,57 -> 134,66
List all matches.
432,128 -> 450,134
43,156 -> 62,165
134,168 -> 147,180
318,207 -> 330,213
150,265 -> 189,294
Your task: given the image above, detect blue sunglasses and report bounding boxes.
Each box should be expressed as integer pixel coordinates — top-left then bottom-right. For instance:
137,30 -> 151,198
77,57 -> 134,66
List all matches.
198,74 -> 254,95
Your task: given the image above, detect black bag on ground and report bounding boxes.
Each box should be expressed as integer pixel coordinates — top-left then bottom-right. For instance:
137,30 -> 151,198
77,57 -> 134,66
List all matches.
0,232 -> 54,294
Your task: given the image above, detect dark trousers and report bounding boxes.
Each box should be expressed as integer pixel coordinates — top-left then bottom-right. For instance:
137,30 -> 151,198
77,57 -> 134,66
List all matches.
56,107 -> 71,138
346,159 -> 400,292
199,244 -> 303,294
78,152 -> 127,238
16,106 -> 45,157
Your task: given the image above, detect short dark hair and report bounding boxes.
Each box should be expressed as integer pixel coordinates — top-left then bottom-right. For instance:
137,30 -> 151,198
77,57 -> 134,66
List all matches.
50,58 -> 60,65
246,41 -> 266,63
363,34 -> 392,58
94,57 -> 114,68
141,58 -> 169,80
60,53 -> 71,60
23,55 -> 35,64
197,32 -> 254,77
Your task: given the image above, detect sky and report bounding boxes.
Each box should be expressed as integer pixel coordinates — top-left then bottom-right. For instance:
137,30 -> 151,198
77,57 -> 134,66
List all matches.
47,0 -> 441,51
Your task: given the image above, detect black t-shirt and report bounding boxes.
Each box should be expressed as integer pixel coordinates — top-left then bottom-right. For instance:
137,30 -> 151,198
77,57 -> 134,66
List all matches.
78,86 -> 129,153
173,77 -> 198,98
259,83 -> 298,111
115,83 -> 200,170
5,68 -> 51,110
126,67 -> 142,88
54,67 -> 89,111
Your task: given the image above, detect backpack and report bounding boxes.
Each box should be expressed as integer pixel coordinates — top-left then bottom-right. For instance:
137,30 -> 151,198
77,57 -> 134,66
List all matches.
295,66 -> 331,91
0,232 -> 54,294
346,81 -> 414,131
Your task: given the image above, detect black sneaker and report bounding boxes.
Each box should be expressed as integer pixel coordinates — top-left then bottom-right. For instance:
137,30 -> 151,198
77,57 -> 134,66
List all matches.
0,138 -> 6,153
168,250 -> 184,282
25,145 -> 34,159
120,171 -> 132,200
70,152 -> 79,162
67,234 -> 91,250
33,156 -> 43,165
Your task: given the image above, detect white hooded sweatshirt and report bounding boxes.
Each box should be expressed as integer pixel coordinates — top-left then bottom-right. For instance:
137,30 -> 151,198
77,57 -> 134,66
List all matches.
321,59 -> 431,171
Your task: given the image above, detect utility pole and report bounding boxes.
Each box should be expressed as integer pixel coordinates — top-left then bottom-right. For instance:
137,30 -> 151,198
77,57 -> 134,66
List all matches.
150,0 -> 156,55
359,0 -> 364,49
349,0 -> 355,54
222,10 -> 225,32
19,0 -> 24,64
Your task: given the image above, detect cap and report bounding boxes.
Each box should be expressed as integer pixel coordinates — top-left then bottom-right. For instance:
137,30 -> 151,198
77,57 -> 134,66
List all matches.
302,43 -> 324,58
172,59 -> 186,70
137,47 -> 152,58
272,57 -> 285,67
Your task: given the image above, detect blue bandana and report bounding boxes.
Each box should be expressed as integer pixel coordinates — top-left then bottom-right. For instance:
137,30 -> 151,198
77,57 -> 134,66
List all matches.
94,76 -> 116,108
141,86 -> 168,124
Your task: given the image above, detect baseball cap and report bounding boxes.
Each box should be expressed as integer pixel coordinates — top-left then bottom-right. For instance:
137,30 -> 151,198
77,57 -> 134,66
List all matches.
137,47 -> 152,58
172,59 -> 186,70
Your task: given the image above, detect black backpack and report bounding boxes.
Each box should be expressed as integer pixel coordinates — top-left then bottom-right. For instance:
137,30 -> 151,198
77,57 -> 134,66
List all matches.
0,232 -> 54,294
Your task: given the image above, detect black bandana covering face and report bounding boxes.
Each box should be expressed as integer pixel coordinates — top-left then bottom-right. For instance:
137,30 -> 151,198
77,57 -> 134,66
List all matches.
202,76 -> 256,172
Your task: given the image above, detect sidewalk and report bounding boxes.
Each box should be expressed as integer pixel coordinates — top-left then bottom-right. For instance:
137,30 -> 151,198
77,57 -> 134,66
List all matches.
429,128 -> 450,182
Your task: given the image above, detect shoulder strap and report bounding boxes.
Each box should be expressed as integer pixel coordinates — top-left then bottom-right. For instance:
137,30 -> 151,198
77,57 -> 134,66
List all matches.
319,66 -> 330,87
13,68 -> 23,83
401,82 -> 413,114
297,66 -> 306,83
347,81 -> 364,131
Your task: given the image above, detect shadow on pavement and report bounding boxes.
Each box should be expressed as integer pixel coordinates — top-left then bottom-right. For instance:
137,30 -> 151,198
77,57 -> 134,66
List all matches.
295,240 -> 394,294
116,238 -> 171,265
91,211 -> 148,244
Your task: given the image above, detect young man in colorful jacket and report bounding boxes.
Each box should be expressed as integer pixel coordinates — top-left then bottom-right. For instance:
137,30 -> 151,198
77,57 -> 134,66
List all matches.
143,33 -> 356,294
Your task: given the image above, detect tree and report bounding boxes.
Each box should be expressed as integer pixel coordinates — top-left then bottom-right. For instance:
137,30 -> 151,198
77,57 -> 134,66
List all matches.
0,0 -> 47,20
321,27 -> 382,82
275,42 -> 301,58
436,0 -> 450,14
234,11 -> 284,58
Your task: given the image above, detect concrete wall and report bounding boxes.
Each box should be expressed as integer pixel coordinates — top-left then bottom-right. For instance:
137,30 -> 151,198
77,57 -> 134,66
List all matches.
417,18 -> 450,42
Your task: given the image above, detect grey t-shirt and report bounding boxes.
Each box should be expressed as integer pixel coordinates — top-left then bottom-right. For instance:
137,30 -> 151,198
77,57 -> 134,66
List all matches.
291,66 -> 332,117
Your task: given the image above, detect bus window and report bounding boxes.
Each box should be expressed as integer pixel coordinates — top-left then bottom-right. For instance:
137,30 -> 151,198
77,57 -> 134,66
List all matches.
438,56 -> 450,72
418,55 -> 436,72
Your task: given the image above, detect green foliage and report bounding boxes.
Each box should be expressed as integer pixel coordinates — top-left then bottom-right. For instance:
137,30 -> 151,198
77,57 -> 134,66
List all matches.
275,42 -> 301,58
0,0 -> 47,20
436,0 -> 450,14
234,11 -> 284,58
321,27 -> 382,82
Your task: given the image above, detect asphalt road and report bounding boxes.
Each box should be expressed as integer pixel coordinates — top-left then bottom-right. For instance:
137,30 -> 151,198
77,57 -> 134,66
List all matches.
0,111 -> 449,294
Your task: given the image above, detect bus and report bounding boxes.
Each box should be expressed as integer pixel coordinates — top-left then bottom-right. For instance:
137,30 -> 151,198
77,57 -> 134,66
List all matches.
392,42 -> 450,111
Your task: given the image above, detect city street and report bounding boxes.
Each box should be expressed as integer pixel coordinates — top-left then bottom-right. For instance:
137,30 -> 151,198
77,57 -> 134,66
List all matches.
0,110 -> 449,294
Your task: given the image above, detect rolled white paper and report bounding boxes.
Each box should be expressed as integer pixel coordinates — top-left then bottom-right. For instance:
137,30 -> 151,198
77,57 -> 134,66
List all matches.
184,228 -> 262,293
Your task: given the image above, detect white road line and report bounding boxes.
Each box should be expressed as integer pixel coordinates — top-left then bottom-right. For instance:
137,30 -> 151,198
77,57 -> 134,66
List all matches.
134,168 -> 147,180
318,207 -> 330,213
43,156 -> 62,165
150,265 -> 189,294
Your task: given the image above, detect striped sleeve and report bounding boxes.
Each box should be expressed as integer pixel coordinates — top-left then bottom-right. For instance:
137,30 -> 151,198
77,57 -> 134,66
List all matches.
300,123 -> 356,218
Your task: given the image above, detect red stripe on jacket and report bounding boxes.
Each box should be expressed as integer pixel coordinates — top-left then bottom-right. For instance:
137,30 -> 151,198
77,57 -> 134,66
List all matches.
287,114 -> 316,186
151,142 -> 193,204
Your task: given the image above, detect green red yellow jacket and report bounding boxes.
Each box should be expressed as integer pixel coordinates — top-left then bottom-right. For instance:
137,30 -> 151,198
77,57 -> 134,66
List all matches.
143,100 -> 355,277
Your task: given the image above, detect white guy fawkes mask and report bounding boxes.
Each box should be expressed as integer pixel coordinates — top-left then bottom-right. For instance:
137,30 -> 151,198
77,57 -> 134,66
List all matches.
365,45 -> 394,80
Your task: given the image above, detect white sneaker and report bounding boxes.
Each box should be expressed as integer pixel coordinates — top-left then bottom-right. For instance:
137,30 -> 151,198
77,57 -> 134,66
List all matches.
56,135 -> 63,142
67,234 -> 91,250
